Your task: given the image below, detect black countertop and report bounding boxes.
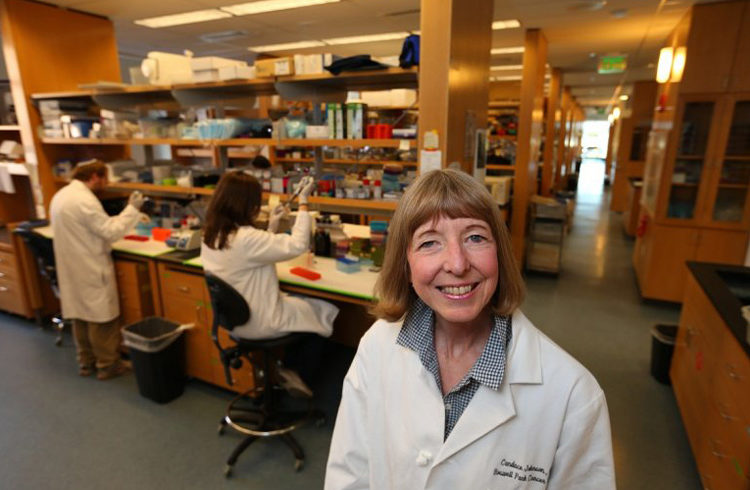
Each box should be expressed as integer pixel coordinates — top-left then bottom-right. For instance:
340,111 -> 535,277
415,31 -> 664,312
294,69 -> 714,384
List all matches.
688,261 -> 750,357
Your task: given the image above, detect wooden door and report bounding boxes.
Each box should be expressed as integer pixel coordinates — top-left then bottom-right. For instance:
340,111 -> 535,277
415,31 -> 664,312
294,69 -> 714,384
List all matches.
729,1 -> 750,92
641,224 -> 699,302
681,1 -> 744,94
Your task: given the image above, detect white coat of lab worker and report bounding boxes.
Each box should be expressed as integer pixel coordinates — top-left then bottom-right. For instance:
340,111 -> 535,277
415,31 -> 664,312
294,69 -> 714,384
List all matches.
50,179 -> 142,323
325,310 -> 616,490
200,209 -> 338,339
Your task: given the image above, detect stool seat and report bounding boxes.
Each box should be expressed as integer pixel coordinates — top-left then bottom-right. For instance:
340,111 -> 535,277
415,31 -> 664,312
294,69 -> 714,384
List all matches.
230,332 -> 316,351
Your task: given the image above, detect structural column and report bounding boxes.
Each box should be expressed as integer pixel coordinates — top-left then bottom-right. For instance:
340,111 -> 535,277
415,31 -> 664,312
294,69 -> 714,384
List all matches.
541,68 -> 561,196
510,29 -> 548,263
418,0 -> 493,173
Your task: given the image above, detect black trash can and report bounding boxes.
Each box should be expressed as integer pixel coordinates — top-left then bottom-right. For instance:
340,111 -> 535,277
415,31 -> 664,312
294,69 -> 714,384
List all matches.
122,317 -> 187,404
650,324 -> 678,385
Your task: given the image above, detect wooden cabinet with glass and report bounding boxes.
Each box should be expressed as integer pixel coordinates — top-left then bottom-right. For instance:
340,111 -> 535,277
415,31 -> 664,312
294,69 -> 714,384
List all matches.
636,94 -> 750,302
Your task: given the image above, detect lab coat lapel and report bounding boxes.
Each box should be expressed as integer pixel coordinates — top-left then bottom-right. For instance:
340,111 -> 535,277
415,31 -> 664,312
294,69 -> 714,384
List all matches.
434,310 -> 543,465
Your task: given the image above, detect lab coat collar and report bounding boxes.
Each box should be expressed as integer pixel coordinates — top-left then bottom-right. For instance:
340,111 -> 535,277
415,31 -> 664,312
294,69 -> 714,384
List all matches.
69,178 -> 93,196
434,310 -> 542,465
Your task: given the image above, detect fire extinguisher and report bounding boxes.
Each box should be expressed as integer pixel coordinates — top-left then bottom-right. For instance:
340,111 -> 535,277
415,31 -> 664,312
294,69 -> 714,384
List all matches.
636,214 -> 649,238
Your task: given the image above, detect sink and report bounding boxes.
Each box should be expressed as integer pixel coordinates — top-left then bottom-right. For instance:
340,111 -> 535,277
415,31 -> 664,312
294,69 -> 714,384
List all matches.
717,270 -> 750,305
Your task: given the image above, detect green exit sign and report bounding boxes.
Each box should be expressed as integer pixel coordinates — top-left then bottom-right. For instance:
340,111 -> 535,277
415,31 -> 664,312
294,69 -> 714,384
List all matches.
598,55 -> 627,74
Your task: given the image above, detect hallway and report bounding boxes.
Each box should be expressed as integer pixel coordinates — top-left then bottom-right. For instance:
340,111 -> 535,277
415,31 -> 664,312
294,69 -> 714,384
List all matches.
523,158 -> 700,489
0,159 -> 702,489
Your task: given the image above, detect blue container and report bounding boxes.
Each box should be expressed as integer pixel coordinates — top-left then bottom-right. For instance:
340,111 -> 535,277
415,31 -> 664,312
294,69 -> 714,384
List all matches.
336,257 -> 361,274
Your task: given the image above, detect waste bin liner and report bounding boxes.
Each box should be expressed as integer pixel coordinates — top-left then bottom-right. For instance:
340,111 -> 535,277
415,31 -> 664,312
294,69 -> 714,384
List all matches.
122,317 -> 191,403
650,324 -> 678,385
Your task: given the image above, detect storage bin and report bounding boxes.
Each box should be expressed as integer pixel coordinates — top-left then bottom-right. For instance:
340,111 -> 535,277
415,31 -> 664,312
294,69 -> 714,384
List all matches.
650,324 -> 677,385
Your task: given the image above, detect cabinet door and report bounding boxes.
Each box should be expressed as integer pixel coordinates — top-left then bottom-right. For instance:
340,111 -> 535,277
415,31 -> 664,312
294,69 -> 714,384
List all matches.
662,99 -> 721,223
640,225 -> 698,302
704,97 -> 750,228
729,2 -> 750,92
681,1 -> 744,94
695,229 -> 749,266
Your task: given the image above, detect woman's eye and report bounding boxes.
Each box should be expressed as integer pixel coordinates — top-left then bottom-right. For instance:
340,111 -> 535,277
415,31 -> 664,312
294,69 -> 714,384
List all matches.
417,240 -> 436,249
467,234 -> 487,243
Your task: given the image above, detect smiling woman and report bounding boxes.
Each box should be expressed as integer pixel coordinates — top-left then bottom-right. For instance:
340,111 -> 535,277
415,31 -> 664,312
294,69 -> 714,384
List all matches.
325,169 -> 616,490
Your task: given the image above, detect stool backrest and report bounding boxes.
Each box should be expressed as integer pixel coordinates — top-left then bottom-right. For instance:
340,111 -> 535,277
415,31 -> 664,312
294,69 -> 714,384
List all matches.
13,226 -> 58,288
205,272 -> 250,331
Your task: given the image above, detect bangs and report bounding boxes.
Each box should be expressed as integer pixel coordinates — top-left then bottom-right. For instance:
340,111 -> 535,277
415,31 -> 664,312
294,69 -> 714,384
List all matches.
404,174 -> 495,243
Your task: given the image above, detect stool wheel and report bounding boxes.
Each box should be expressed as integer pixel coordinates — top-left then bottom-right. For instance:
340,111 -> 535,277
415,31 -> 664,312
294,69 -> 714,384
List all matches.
294,459 -> 304,472
224,464 -> 233,478
218,423 -> 226,435
55,337 -> 62,346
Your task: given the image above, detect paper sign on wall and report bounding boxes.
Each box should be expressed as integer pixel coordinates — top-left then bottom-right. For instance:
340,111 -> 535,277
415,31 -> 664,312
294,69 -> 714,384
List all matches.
420,150 -> 442,174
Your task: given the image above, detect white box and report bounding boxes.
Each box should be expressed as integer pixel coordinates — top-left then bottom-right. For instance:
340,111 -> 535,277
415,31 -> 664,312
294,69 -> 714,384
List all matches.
191,56 -> 245,71
485,176 -> 513,205
192,70 -> 221,83
390,89 -> 417,107
305,125 -> 330,139
304,54 -> 325,75
217,65 -> 255,81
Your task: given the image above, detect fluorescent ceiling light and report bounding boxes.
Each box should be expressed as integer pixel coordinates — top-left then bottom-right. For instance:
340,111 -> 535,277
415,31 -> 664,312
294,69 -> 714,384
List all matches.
491,75 -> 522,81
323,32 -> 410,45
619,94 -> 629,101
656,47 -> 673,83
491,46 -> 524,55
491,64 -> 523,71
249,40 -> 326,52
221,0 -> 339,16
492,19 -> 521,30
135,9 -> 232,28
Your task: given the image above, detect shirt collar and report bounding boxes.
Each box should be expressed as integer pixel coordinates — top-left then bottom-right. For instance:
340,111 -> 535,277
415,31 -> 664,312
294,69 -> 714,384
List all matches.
396,298 -> 511,392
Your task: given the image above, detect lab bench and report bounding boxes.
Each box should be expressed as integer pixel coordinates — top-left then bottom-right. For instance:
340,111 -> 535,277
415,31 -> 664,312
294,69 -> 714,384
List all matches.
31,225 -> 377,393
670,262 -> 750,489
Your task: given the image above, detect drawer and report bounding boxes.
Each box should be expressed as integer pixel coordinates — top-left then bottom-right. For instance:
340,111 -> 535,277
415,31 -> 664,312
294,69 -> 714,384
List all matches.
160,268 -> 206,301
162,293 -> 212,382
0,276 -> 25,315
0,251 -> 19,280
700,401 -> 750,490
675,301 -> 720,391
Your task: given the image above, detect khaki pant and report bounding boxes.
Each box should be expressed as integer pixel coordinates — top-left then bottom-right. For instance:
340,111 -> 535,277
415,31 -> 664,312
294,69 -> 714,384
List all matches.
72,319 -> 121,370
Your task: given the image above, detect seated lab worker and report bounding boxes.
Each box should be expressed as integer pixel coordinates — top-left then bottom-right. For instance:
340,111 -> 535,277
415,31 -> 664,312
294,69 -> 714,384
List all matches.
200,172 -> 338,394
50,160 -> 145,380
325,169 -> 615,489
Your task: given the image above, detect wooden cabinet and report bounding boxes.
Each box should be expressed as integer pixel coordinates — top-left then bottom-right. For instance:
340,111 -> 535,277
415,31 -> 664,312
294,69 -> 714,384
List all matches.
670,274 -> 750,489
157,262 -> 254,393
636,94 -> 750,302
623,180 -> 642,237
729,3 -> 750,93
114,258 -> 155,327
0,240 -> 34,318
634,223 -> 747,302
680,1 -> 746,94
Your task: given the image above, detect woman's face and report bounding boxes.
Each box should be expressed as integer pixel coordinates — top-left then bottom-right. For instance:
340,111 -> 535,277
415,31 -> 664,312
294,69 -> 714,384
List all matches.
407,215 -> 498,330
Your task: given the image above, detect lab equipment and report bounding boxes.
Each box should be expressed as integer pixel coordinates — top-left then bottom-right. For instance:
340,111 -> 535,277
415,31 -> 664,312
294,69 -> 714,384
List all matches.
167,229 -> 201,251
140,51 -> 193,85
336,257 -> 361,274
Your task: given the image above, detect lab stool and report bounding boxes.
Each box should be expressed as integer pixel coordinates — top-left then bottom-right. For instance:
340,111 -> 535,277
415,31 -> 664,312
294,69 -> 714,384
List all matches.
13,223 -> 68,346
205,273 -> 324,477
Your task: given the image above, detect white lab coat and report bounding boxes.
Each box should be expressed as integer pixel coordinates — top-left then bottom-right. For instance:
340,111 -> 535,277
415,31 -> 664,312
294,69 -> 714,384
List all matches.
49,179 -> 141,323
325,310 -> 616,490
200,210 -> 337,339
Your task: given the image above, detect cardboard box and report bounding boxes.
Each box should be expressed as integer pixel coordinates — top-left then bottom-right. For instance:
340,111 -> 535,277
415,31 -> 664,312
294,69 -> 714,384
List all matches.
254,57 -> 294,77
526,242 -> 561,272
217,65 -> 255,81
485,176 -> 512,205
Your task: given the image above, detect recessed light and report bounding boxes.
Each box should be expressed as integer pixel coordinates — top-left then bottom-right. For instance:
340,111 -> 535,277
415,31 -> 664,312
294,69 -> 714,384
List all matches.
135,9 -> 232,28
221,0 -> 340,16
249,40 -> 326,52
492,19 -> 521,30
323,32 -> 411,45
491,64 -> 523,71
619,94 -> 629,101
491,46 -> 524,55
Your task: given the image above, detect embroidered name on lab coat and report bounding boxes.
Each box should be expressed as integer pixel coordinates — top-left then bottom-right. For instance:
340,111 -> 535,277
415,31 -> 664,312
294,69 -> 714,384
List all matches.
493,459 -> 548,485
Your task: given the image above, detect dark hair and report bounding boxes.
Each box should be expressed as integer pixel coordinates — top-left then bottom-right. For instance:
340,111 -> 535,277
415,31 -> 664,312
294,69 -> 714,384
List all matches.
72,160 -> 107,182
203,172 -> 262,250
371,169 -> 524,321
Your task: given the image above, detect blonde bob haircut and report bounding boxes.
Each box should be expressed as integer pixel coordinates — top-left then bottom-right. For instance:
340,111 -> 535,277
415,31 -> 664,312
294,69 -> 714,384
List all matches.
371,168 -> 524,322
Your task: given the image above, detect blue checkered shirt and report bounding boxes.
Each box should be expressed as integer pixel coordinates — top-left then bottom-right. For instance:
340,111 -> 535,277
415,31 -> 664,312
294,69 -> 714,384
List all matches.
396,298 -> 512,440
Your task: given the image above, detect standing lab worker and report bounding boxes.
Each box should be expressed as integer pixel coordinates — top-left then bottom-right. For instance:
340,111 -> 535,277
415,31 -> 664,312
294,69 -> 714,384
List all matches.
201,172 -> 338,394
50,160 -> 144,380
325,169 -> 615,489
